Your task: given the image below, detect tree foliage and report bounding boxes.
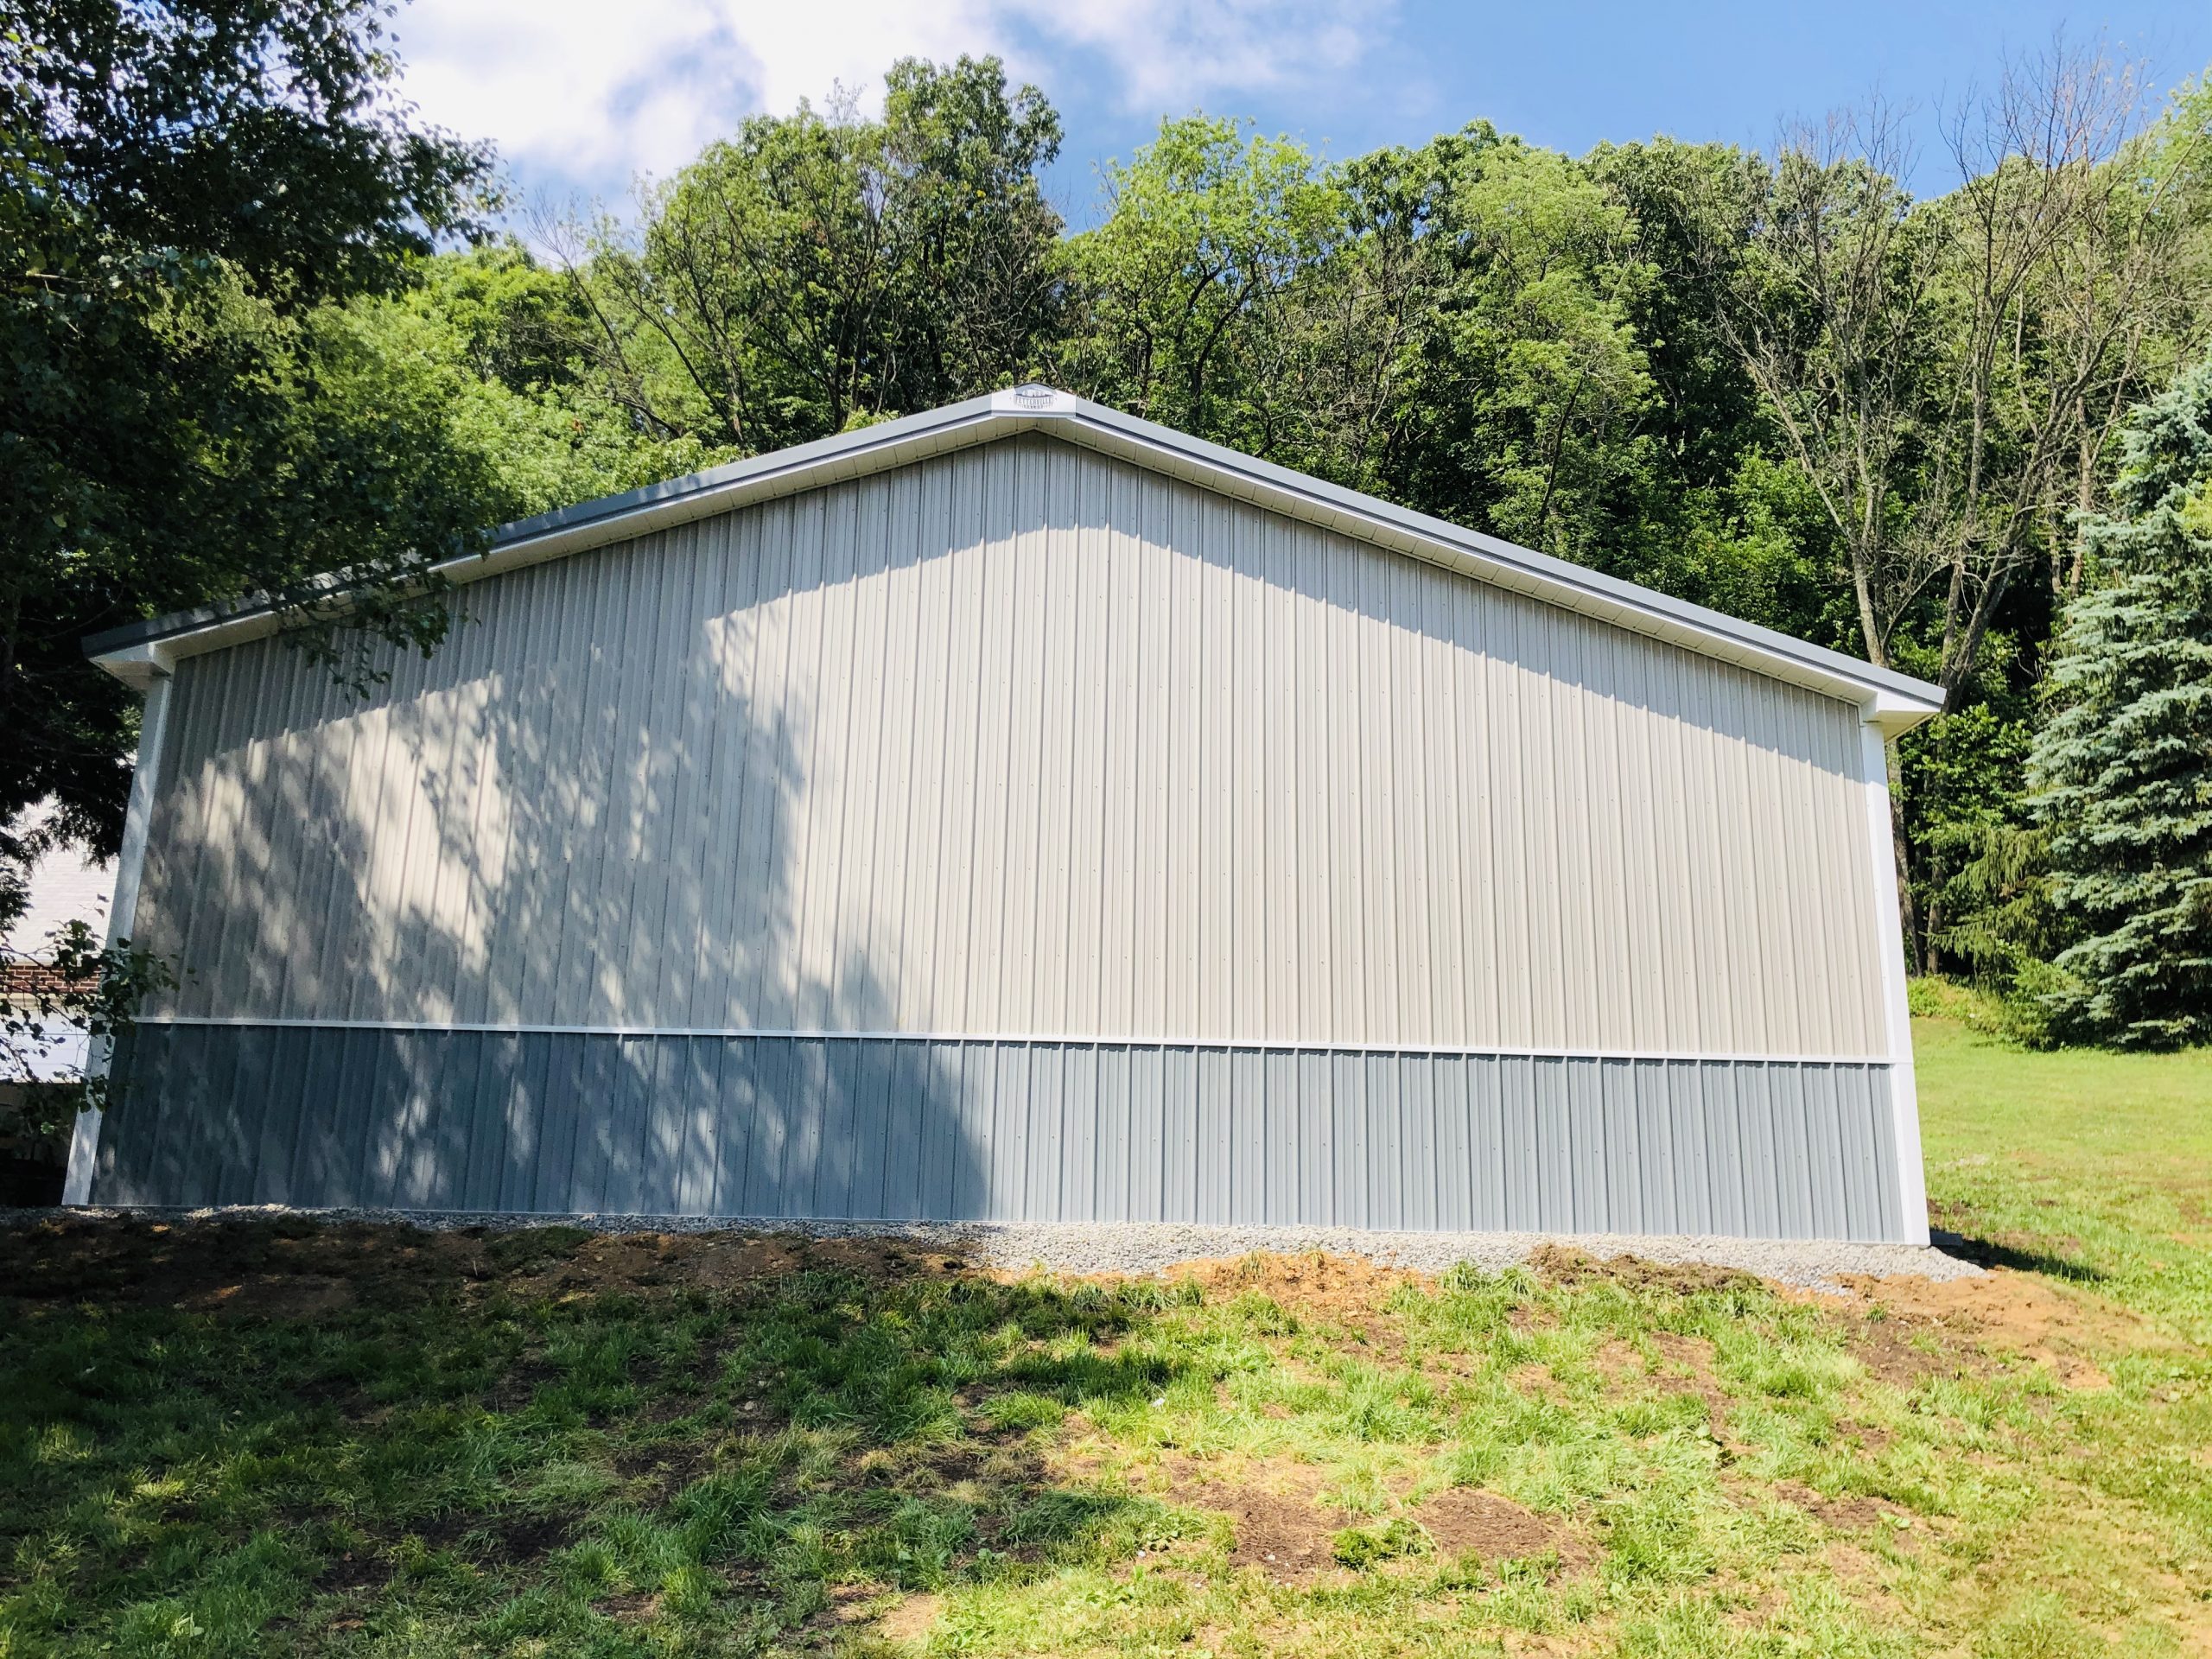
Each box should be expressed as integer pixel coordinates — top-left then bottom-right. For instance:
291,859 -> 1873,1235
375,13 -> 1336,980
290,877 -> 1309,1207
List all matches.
1066,114 -> 1342,441
333,242 -> 722,518
2,0 -> 494,902
2026,356 -> 2212,1046
566,54 -> 1064,452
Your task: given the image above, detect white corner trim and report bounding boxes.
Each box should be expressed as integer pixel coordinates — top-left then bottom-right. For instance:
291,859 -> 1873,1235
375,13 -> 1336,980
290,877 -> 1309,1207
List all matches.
1859,720 -> 1929,1244
63,671 -> 174,1206
60,1109 -> 104,1208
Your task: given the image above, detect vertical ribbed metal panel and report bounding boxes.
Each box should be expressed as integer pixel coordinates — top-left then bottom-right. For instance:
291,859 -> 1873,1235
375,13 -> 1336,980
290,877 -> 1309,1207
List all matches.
130,435 -> 1885,1059
93,1029 -> 1910,1241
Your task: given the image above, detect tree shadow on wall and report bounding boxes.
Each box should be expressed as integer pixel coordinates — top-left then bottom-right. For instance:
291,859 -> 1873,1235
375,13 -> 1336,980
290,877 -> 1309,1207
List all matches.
96,519 -> 997,1218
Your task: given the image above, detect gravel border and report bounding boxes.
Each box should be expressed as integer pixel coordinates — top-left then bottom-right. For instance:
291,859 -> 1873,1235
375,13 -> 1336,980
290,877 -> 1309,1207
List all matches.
6,1205 -> 1984,1293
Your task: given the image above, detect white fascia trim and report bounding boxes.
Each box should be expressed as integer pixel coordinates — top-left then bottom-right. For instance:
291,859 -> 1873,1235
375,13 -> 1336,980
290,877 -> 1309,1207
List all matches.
1038,398 -> 1944,722
130,1014 -> 1897,1067
1859,720 -> 1930,1243
1862,685 -> 1947,739
82,397 -> 1016,673
92,639 -> 177,693
88,389 -> 1944,727
63,669 -> 175,1205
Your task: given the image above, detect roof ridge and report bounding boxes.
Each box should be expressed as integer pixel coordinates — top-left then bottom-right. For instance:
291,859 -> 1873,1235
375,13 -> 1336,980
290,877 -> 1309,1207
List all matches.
84,388 -> 1942,733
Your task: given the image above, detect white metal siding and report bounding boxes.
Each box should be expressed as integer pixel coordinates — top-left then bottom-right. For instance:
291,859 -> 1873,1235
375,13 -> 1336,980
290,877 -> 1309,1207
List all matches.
131,434 -> 1886,1057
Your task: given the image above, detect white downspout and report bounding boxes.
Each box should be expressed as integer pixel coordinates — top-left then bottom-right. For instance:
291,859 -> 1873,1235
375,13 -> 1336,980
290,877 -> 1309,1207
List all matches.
1859,718 -> 1929,1244
62,668 -> 174,1206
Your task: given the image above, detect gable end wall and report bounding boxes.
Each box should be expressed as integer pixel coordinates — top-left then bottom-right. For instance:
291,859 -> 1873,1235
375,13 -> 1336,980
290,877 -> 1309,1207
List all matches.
92,435 -> 1917,1239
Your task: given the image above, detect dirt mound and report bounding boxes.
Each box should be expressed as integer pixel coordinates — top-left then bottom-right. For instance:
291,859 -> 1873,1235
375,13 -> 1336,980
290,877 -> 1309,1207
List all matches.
1527,1244 -> 1759,1296
1412,1488 -> 1564,1564
0,1214 -> 970,1314
1154,1251 -> 1427,1325
4,1215 -> 2147,1405
503,1229 -> 959,1296
1161,1456 -> 1349,1580
1,1214 -> 492,1310
1825,1269 -> 2155,1390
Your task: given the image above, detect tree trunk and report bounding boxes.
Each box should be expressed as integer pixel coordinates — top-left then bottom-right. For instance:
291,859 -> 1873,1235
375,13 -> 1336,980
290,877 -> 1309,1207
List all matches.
1923,853 -> 1943,977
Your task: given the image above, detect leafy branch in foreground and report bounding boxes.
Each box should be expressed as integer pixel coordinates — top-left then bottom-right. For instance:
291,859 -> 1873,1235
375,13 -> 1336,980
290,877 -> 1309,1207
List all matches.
1,918 -> 175,1146
3,0 -> 497,871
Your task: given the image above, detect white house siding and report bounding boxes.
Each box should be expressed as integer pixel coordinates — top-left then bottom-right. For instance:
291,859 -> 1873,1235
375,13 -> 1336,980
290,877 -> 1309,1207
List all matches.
96,433 -> 1910,1236
3,798 -> 114,1080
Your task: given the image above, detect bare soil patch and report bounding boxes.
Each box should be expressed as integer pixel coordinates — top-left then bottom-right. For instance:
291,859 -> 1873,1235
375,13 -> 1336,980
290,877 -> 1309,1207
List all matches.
188,1271 -> 356,1319
1148,1251 -> 1426,1348
312,1548 -> 387,1598
1527,1244 -> 1759,1297
404,1509 -> 576,1566
1039,1250 -> 1439,1363
1412,1488 -> 1565,1565
1648,1332 -> 1732,1434
0,1214 -> 970,1313
1160,1456 -> 1351,1582
878,1592 -> 943,1643
509,1230 -> 965,1298
1489,1241 -> 2144,1395
2,1214 -> 493,1307
1770,1478 -> 1904,1531
1511,1359 -> 1567,1407
1156,1452 -> 1573,1584
592,1590 -> 659,1623
1824,1268 -> 2154,1390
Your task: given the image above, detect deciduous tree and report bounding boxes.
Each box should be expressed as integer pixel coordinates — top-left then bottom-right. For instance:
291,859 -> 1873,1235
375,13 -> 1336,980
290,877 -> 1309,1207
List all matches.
566,55 -> 1064,454
2,0 -> 493,920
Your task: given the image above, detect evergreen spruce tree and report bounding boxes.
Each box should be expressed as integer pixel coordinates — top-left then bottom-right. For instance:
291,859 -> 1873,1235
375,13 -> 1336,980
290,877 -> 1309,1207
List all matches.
2028,358 -> 2212,1046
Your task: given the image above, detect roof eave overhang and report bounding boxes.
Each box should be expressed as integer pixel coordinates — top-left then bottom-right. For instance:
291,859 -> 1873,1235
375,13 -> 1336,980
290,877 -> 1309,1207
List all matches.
85,387 -> 1945,732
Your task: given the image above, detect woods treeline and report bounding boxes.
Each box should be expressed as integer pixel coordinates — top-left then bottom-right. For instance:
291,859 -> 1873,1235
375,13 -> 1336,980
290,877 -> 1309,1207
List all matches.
6,3 -> 2210,1048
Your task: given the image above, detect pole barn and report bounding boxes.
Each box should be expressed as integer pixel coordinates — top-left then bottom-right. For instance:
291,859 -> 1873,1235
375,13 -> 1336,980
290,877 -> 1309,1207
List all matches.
69,388 -> 1943,1242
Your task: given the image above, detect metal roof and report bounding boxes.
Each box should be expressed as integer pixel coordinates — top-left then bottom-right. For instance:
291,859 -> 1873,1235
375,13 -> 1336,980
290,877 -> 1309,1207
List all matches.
85,385 -> 1944,732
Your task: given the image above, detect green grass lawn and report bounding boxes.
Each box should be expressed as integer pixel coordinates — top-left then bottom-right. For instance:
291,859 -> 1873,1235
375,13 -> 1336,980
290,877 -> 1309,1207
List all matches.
3,1011 -> 2209,1658
1916,990 -> 2212,1338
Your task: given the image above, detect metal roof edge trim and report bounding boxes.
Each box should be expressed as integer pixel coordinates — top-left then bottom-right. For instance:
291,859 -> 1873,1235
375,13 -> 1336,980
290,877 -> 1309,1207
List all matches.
84,386 -> 1943,726
79,393 -> 1013,663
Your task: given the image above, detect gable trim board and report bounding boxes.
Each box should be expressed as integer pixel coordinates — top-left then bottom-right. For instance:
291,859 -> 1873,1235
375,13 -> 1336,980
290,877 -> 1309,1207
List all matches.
86,388 -> 1941,734
75,392 -> 1942,1243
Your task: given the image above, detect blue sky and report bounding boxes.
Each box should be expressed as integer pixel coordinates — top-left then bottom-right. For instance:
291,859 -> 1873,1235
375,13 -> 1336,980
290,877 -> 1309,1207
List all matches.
390,0 -> 2212,229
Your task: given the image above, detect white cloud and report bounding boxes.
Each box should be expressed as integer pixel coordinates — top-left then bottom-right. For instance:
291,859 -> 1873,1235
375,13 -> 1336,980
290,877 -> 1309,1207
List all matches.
1022,0 -> 1387,111
391,0 -> 1393,202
